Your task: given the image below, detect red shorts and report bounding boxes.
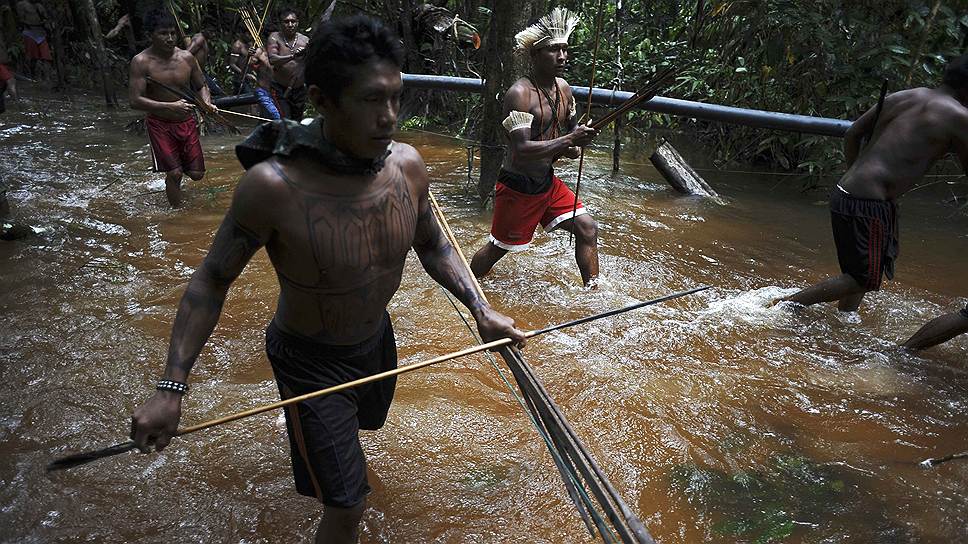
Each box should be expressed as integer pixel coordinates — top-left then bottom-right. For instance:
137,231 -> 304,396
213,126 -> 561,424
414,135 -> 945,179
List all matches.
490,174 -> 586,252
145,115 -> 205,174
0,64 -> 12,82
22,34 -> 52,61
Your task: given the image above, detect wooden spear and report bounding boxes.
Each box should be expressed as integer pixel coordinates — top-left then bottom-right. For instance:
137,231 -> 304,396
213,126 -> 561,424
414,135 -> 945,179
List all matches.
568,0 -> 607,246
46,286 -> 710,472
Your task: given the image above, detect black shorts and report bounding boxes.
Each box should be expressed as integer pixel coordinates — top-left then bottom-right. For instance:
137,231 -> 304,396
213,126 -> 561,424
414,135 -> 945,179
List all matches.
270,81 -> 307,121
266,314 -> 397,508
830,187 -> 899,291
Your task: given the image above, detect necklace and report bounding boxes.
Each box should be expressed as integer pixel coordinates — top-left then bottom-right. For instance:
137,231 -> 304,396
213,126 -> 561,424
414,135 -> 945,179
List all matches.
284,35 -> 298,51
528,75 -> 561,140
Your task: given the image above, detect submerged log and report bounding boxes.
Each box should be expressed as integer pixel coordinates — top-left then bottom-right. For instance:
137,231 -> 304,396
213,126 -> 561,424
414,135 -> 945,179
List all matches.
650,140 -> 721,199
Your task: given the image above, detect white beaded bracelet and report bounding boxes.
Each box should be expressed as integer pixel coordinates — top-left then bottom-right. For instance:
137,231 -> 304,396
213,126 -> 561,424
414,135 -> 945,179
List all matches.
156,379 -> 189,395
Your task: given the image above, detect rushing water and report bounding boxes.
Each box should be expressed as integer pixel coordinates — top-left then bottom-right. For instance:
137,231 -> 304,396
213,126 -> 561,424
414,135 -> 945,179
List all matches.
1,91 -> 966,543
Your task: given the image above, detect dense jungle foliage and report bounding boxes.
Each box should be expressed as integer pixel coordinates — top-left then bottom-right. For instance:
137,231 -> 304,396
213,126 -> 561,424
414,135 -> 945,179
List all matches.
2,0 -> 966,183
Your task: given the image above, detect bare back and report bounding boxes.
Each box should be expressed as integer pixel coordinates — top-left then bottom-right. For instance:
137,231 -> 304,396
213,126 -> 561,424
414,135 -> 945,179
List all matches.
502,76 -> 576,180
842,87 -> 968,200
238,144 -> 424,344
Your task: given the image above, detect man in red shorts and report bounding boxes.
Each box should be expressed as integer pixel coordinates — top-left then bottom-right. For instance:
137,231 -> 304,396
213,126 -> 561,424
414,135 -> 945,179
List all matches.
470,7 -> 600,287
779,54 -> 968,313
128,8 -> 215,208
16,0 -> 52,83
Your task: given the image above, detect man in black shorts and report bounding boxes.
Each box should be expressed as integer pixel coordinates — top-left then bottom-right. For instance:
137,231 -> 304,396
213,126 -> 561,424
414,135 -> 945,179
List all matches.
902,303 -> 968,350
130,16 -> 524,543
781,54 -> 968,312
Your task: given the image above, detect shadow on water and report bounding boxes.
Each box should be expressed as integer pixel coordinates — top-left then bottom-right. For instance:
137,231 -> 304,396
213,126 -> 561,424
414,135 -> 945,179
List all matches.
1,91 -> 967,543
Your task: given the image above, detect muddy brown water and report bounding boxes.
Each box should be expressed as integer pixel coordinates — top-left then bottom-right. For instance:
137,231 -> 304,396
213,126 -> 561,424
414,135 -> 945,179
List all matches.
1,92 -> 966,543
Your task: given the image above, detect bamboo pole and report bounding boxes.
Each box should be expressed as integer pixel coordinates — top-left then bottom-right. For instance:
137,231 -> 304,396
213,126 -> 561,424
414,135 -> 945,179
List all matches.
46,287 -> 709,472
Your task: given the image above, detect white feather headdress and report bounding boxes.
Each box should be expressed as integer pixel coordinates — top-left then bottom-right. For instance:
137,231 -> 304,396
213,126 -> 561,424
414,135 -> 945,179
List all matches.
514,7 -> 579,53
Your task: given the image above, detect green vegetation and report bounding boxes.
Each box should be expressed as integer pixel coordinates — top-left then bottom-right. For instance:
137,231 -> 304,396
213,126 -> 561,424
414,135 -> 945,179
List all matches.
670,454 -> 851,543
4,1 -> 965,182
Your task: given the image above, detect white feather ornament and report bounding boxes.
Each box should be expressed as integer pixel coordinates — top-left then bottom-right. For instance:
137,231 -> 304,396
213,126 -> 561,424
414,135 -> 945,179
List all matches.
502,110 -> 535,133
514,7 -> 579,53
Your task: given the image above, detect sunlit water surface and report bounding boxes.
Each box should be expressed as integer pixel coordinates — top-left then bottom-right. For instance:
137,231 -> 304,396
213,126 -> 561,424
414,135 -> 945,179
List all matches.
1,92 -> 966,543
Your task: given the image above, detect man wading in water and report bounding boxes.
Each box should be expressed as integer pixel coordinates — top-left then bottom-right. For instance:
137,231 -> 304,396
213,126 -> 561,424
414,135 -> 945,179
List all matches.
267,7 -> 309,120
130,15 -> 524,543
129,9 -> 215,208
780,54 -> 968,313
469,7 -> 601,287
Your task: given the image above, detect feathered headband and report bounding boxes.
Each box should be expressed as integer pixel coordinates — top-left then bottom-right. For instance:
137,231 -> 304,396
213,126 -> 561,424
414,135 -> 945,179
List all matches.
514,7 -> 578,53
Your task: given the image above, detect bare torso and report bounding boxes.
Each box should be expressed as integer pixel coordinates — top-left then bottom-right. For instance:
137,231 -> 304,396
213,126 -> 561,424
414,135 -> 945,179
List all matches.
130,47 -> 198,122
267,31 -> 308,88
841,87 -> 968,200
16,0 -> 44,29
503,76 -> 575,180
253,144 -> 421,344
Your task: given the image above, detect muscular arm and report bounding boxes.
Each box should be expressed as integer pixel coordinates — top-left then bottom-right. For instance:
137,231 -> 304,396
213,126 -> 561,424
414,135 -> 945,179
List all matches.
505,86 -> 591,162
131,167 -> 276,451
405,148 -> 525,346
408,158 -> 487,317
128,56 -> 175,115
187,34 -> 205,56
189,53 -> 213,108
844,97 -> 884,167
162,172 -> 273,382
266,34 -> 295,67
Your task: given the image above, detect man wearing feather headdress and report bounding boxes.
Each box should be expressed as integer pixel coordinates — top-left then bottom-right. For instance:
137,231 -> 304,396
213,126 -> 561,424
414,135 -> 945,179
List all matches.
470,7 -> 601,287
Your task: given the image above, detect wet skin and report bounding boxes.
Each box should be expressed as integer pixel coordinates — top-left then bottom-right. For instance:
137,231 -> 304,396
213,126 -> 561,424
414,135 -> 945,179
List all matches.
267,13 -> 309,88
781,85 -> 968,310
470,43 -> 600,286
130,58 -> 524,452
840,85 -> 968,200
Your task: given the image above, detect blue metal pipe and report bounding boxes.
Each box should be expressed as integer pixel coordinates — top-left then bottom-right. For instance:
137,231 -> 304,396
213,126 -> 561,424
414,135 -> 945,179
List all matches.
402,73 -> 852,137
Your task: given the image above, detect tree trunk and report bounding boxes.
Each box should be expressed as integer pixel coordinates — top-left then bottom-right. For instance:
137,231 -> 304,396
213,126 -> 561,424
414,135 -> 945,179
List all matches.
650,140 -> 720,199
477,0 -> 530,204
78,0 -> 117,107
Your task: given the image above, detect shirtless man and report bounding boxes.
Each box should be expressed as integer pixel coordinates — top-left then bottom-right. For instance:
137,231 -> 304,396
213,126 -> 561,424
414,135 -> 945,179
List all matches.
128,9 -> 215,208
15,0 -> 52,83
230,36 -> 281,120
902,303 -> 968,351
130,15 -> 524,543
185,29 -> 225,96
470,8 -> 600,287
267,7 -> 309,120
781,54 -> 968,312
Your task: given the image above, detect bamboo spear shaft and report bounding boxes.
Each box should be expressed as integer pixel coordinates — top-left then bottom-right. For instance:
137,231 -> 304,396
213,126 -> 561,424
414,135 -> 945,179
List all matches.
568,0 -> 607,245
46,286 -> 710,472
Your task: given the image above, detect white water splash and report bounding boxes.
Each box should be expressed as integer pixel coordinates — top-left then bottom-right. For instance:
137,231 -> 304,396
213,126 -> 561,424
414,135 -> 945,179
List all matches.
698,286 -> 801,326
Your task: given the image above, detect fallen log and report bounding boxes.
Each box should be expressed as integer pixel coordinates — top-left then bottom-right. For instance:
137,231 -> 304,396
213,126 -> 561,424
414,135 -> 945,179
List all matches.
213,92 -> 260,109
650,140 -> 721,200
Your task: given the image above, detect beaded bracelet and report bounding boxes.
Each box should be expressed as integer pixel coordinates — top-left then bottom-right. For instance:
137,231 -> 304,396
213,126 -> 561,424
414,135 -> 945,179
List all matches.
156,379 -> 189,395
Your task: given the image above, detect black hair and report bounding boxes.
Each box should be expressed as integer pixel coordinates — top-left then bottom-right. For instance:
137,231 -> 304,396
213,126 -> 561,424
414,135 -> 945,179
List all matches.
942,54 -> 968,90
304,15 -> 404,102
279,7 -> 299,20
143,7 -> 176,34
